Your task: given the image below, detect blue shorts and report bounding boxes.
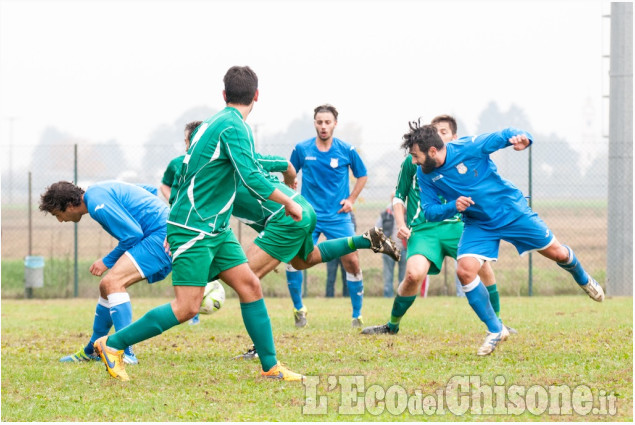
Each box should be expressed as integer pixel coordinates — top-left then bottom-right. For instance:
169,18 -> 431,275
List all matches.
126,230 -> 172,283
458,213 -> 554,261
312,218 -> 355,244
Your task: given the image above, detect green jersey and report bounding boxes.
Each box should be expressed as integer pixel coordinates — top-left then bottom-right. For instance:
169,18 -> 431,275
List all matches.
394,154 -> 460,231
168,107 -> 276,235
232,153 -> 296,233
162,155 -> 185,205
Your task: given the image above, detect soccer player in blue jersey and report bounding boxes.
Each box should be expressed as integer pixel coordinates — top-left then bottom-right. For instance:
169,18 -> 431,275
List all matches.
289,104 -> 368,327
402,120 -> 604,354
39,180 -> 173,365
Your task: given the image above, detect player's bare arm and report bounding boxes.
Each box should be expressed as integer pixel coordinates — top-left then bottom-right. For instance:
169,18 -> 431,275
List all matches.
282,161 -> 297,190
338,175 -> 368,213
455,196 -> 475,212
267,188 -> 302,221
393,201 -> 411,239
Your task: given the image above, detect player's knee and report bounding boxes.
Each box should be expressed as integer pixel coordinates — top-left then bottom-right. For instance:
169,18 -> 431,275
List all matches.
404,269 -> 424,286
456,267 -> 476,285
99,275 -> 120,294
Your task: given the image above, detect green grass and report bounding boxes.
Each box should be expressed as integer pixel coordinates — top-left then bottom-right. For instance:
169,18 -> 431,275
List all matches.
1,296 -> 632,421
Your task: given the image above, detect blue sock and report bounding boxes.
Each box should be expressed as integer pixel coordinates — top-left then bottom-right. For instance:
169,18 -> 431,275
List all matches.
108,292 -> 135,357
347,272 -> 364,318
463,278 -> 502,333
84,300 -> 112,355
557,245 -> 590,285
286,269 -> 304,310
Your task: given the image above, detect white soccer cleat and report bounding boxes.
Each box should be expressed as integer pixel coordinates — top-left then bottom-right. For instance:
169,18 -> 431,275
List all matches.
477,325 -> 509,356
580,277 -> 604,302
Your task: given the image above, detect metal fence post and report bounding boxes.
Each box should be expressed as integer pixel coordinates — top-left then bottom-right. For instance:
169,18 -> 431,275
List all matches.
74,144 -> 78,297
528,145 -> 533,296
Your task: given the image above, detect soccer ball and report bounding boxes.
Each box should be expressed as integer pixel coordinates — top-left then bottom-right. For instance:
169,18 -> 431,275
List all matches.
199,280 -> 225,314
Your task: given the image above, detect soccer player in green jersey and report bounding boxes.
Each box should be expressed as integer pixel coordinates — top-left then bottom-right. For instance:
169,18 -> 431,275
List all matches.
362,115 -> 513,355
161,120 -> 203,325
231,153 -> 400,359
94,66 -> 305,381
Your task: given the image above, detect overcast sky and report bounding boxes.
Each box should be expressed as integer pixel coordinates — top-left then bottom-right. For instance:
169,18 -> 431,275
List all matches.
0,0 -> 612,169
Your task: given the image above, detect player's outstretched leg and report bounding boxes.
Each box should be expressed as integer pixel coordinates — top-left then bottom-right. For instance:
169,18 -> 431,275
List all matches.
314,227 -> 401,264
556,245 -> 604,302
362,227 -> 401,261
60,298 -> 111,363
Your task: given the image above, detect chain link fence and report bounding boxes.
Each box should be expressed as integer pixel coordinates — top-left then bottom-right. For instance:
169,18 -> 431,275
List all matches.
1,135 -> 612,299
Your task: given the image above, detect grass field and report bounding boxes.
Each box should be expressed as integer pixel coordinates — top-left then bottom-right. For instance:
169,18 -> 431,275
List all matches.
1,296 -> 632,421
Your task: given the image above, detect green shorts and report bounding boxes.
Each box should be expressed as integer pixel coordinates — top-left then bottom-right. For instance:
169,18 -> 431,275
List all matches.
254,196 -> 317,263
407,221 -> 463,275
167,224 -> 247,286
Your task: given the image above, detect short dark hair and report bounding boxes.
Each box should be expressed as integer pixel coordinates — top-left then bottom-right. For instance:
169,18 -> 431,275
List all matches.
313,104 -> 338,120
400,119 -> 444,153
184,120 -> 203,141
223,66 -> 258,105
430,114 -> 457,135
39,181 -> 84,213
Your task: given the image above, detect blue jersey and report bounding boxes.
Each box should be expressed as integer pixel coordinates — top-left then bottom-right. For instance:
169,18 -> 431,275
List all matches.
416,128 -> 533,229
290,137 -> 367,223
84,181 -> 168,268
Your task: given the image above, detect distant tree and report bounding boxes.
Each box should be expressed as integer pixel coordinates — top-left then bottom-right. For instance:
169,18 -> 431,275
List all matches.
29,126 -> 128,191
138,105 -> 217,186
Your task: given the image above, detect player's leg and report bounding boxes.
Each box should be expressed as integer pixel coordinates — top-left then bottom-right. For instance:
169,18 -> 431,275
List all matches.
98,253 -> 147,364
479,262 -> 500,318
454,223 -> 507,356
60,295 -> 111,362
293,227 -> 400,267
538,239 -> 604,301
221,261 -> 303,381
94,227 -> 210,381
362,225 -> 443,335
340,251 -> 364,326
504,213 -> 604,302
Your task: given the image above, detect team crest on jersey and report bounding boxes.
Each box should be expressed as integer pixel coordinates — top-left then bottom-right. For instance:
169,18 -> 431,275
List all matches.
456,163 -> 468,174
330,158 -> 339,168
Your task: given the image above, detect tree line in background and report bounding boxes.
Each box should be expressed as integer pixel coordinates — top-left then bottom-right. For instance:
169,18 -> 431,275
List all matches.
2,101 -> 607,203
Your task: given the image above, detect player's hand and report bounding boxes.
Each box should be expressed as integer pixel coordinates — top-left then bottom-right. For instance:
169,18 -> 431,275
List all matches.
284,176 -> 298,190
338,198 -> 353,214
284,200 -> 303,221
455,196 -> 474,212
397,225 -> 411,240
164,237 -> 171,256
89,259 -> 108,276
509,134 -> 530,151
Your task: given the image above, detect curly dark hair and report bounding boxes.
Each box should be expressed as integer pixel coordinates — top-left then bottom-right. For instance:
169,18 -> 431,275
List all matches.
400,119 -> 444,153
39,181 -> 84,213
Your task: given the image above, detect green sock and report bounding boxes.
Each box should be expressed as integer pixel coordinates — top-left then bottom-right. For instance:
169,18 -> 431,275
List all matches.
241,299 -> 277,372
317,236 -> 371,263
107,303 -> 179,350
388,295 -> 417,331
486,284 -> 501,319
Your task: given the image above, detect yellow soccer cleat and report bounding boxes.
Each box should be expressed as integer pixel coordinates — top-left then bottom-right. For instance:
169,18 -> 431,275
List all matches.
261,362 -> 305,382
94,336 -> 129,381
